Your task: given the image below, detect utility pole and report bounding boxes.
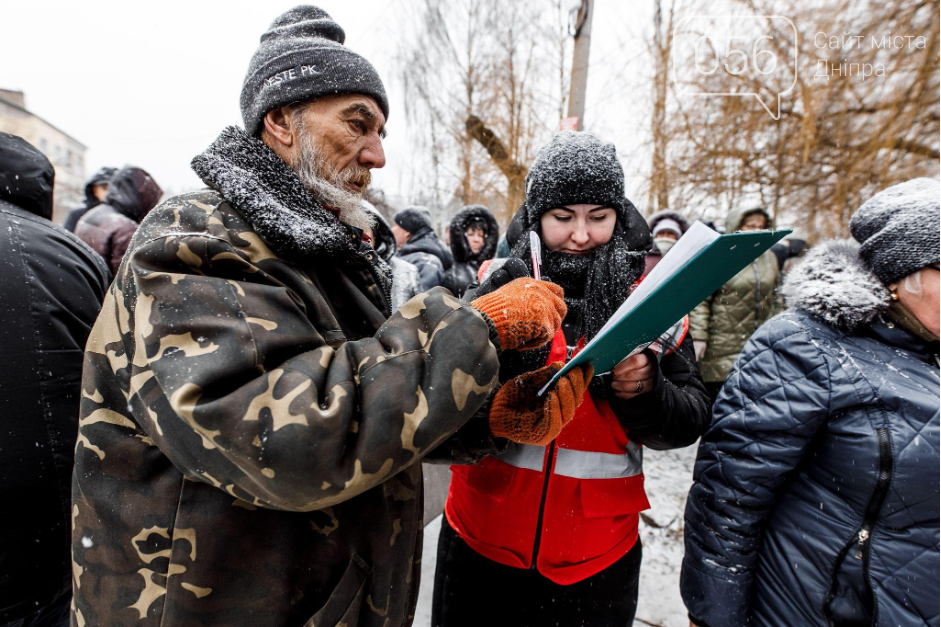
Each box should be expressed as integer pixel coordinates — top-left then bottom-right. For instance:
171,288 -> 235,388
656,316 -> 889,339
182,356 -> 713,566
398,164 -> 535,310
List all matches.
565,0 -> 594,131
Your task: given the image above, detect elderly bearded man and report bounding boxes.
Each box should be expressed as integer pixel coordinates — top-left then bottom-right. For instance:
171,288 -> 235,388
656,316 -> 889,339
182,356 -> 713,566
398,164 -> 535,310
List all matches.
69,6 -> 585,627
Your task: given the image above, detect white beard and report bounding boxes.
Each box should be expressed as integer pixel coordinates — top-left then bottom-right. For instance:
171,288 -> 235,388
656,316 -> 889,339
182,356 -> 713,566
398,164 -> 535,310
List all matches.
291,130 -> 375,232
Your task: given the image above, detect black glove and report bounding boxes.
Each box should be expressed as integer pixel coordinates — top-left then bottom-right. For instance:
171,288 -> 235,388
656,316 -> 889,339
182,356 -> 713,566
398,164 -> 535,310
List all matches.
462,257 -> 531,302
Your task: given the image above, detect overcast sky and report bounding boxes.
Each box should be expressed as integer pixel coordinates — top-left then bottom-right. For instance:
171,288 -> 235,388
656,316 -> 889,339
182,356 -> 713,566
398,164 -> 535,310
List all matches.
1,1 -> 653,202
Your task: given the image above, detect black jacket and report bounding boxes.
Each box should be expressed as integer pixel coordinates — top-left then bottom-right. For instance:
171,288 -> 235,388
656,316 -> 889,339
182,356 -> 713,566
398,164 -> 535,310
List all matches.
398,226 -> 454,290
682,241 -> 940,627
63,166 -> 117,232
0,133 -> 109,621
443,205 -> 499,298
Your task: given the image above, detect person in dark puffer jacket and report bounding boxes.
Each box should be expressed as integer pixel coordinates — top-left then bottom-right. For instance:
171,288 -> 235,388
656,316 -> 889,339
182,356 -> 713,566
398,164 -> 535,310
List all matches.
74,165 -> 162,275
682,178 -> 940,627
393,206 -> 453,290
443,204 -> 499,298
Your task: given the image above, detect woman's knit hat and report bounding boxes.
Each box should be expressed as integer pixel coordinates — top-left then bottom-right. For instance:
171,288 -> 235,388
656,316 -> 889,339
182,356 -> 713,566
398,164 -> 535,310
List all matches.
850,178 -> 940,285
523,131 -> 626,226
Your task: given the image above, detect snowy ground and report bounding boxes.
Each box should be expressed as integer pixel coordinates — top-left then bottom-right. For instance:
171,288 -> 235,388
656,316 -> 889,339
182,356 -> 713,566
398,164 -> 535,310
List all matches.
413,445 -> 699,626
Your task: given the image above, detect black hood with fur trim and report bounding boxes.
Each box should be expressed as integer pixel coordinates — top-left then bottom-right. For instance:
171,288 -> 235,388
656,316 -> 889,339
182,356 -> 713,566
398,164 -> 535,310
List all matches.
783,239 -> 891,332
448,204 -> 499,264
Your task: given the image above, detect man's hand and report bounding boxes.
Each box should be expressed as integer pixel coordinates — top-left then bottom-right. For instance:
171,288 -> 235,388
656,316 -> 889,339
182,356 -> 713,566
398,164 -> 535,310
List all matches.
610,352 -> 657,400
694,340 -> 707,362
471,278 -> 566,351
489,363 -> 592,445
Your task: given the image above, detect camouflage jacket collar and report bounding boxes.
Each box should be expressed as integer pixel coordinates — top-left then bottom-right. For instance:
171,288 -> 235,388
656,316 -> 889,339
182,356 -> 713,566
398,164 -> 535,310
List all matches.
191,126 -> 355,262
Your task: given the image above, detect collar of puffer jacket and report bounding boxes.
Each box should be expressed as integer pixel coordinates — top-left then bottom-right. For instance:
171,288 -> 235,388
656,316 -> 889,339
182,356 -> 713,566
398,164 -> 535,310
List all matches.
783,239 -> 891,332
191,126 -> 355,261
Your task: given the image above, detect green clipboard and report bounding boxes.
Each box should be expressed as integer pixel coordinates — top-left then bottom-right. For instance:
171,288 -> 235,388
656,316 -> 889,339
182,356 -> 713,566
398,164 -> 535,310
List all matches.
539,223 -> 791,395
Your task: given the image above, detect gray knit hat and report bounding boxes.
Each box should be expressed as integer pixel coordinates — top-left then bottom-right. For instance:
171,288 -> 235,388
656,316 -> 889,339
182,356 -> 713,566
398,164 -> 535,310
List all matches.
523,131 -> 625,225
393,207 -> 433,233
240,6 -> 390,136
850,178 -> 940,285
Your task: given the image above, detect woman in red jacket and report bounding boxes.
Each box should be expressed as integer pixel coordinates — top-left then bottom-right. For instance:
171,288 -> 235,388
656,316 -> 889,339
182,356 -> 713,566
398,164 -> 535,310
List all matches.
432,131 -> 711,627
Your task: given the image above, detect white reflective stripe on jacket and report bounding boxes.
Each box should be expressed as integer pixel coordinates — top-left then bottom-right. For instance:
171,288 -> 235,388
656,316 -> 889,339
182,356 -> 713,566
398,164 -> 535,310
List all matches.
494,441 -> 643,480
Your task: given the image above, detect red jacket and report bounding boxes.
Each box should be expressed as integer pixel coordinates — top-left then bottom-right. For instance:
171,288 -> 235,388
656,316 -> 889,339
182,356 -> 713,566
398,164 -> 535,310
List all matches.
445,330 -> 650,585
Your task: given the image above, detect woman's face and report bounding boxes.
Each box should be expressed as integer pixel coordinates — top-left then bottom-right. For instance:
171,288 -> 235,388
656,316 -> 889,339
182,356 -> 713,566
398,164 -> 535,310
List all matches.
739,212 -> 768,231
892,267 -> 940,337
539,204 -> 617,253
465,226 -> 486,254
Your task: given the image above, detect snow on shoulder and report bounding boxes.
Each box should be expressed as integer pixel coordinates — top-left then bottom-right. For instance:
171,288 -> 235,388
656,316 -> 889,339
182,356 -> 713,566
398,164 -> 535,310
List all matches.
782,239 -> 891,332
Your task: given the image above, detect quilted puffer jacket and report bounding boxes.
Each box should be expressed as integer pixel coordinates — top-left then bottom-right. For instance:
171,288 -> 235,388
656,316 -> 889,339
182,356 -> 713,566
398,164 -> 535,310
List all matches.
682,240 -> 940,627
688,206 -> 780,382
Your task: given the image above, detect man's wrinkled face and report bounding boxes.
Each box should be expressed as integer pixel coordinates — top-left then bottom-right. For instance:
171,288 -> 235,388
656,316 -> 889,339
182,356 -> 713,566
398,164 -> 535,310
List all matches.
293,94 -> 386,194
286,94 -> 386,230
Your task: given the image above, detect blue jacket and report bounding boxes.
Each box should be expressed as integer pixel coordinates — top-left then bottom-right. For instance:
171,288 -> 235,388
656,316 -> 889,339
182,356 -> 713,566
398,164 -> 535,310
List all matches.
682,240 -> 939,627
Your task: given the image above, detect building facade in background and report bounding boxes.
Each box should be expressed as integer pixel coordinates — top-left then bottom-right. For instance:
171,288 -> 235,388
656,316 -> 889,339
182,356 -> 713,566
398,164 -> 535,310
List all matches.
0,89 -> 86,223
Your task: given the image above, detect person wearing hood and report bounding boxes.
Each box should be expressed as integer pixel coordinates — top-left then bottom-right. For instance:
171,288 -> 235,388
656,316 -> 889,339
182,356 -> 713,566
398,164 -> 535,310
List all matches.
432,132 -> 711,627
645,210 -> 690,274
361,200 -> 421,310
688,206 -> 780,400
70,7 -> 571,626
442,204 -> 499,297
74,165 -> 162,275
682,178 -> 939,627
62,166 -> 117,233
0,133 -> 109,626
393,206 -> 454,290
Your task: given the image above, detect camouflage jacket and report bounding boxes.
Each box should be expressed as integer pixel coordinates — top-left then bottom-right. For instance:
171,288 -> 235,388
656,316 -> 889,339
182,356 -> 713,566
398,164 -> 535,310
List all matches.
71,127 -> 501,627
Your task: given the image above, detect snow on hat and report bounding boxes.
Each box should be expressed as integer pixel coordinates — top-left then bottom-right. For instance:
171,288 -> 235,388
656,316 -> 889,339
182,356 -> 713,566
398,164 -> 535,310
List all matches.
849,178 -> 940,285
523,131 -> 626,226
241,5 -> 390,136
393,206 -> 433,233
652,218 -> 683,238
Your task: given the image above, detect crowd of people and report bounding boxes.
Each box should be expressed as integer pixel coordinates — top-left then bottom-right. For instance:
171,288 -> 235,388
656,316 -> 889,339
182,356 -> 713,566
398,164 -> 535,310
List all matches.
0,5 -> 937,627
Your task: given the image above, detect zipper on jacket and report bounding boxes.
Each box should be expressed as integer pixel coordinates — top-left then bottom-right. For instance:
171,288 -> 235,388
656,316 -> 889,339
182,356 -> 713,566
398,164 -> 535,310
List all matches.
825,428 -> 892,626
530,441 -> 556,569
752,261 -> 762,331
855,428 -> 892,562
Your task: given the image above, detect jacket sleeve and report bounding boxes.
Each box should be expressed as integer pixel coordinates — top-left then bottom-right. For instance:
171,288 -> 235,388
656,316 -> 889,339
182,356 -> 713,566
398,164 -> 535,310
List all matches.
688,295 -> 713,343
680,319 -> 835,627
122,233 -> 501,512
418,257 -> 446,291
423,392 -> 510,464
109,221 -> 138,276
605,333 -> 711,450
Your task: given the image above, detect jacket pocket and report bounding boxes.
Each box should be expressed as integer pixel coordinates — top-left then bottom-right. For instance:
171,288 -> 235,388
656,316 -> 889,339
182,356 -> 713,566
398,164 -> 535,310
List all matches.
579,476 -> 649,518
304,555 -> 370,627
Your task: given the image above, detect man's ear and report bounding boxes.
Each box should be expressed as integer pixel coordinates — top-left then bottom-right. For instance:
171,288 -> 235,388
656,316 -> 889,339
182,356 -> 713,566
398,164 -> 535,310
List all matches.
262,106 -> 294,148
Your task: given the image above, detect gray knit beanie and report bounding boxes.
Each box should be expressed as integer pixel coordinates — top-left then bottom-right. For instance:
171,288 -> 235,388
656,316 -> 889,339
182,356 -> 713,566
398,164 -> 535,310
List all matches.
240,6 -> 390,136
523,131 -> 626,226
393,207 -> 433,234
849,178 -> 940,285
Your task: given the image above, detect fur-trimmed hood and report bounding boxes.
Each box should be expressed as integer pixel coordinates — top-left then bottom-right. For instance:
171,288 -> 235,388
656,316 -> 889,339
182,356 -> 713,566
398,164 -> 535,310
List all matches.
191,126 -> 355,261
783,239 -> 891,332
448,204 -> 499,264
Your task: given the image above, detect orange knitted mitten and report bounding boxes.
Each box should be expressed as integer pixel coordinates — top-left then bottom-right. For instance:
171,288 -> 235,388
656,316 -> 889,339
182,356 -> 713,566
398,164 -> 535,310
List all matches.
471,278 -> 566,351
489,363 -> 593,446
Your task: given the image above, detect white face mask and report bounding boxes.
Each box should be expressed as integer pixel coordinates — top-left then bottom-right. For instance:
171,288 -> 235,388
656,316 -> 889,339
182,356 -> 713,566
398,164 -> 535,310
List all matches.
655,237 -> 677,254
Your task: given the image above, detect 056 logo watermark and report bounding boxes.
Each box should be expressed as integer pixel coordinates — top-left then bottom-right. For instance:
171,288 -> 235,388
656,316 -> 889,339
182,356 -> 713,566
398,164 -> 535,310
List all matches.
672,15 -> 798,120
